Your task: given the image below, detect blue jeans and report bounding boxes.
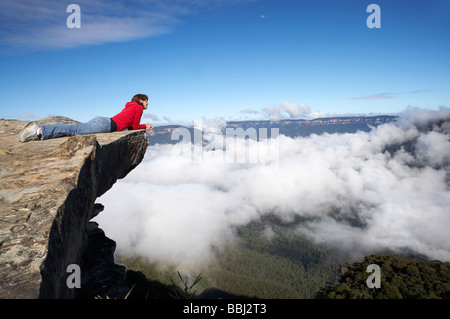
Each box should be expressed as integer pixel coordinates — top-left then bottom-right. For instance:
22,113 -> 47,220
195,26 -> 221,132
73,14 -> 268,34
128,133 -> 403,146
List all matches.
41,117 -> 113,140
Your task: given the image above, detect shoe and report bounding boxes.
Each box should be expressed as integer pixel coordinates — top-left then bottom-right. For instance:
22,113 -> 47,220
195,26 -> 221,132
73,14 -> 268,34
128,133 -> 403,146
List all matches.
18,121 -> 42,143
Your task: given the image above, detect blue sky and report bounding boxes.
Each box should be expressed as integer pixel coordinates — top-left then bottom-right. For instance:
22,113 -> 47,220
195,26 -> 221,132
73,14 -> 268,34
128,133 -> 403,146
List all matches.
0,0 -> 449,124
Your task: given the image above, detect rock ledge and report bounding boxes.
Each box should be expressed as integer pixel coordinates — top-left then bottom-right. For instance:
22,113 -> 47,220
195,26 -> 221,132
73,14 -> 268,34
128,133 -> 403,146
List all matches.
0,117 -> 149,298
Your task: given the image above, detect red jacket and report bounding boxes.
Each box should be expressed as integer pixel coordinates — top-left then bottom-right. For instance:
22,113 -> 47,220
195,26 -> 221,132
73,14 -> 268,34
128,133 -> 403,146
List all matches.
111,101 -> 146,131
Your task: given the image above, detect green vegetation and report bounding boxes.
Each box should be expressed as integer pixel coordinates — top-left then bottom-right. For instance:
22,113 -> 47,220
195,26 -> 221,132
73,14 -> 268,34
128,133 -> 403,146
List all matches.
116,217 -> 450,299
203,219 -> 341,298
315,254 -> 450,299
117,215 -> 342,299
169,272 -> 205,299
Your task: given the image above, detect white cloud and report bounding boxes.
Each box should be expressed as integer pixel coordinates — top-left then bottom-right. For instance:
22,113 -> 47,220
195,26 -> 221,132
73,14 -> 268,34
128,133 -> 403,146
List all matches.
415,131 -> 450,167
349,93 -> 397,100
240,109 -> 260,114
350,90 -> 433,101
95,107 -> 450,267
1,112 -> 40,121
0,0 -> 255,51
144,113 -> 160,121
1,0 -> 169,50
262,102 -> 326,120
280,102 -> 310,118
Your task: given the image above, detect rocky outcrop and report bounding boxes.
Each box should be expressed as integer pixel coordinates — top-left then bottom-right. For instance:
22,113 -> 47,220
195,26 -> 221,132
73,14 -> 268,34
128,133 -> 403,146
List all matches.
77,203 -> 130,299
0,117 -> 149,298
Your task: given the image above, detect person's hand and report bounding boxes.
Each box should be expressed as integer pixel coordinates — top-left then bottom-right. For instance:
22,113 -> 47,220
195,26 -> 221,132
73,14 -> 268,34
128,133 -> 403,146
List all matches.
145,123 -> 153,131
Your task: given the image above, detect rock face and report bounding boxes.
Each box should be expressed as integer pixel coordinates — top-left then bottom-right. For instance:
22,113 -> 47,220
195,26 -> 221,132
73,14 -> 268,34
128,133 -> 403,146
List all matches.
0,117 -> 149,298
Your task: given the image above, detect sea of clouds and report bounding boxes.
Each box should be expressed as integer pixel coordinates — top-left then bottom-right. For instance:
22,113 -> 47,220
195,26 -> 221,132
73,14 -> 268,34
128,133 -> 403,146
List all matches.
95,107 -> 450,267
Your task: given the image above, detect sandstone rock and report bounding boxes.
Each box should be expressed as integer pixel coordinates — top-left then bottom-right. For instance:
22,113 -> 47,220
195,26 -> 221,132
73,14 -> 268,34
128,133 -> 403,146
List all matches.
78,217 -> 129,299
0,117 -> 149,298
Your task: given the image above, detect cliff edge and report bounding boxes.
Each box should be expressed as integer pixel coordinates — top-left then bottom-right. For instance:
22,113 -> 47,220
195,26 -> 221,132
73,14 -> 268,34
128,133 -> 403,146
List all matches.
0,117 -> 149,298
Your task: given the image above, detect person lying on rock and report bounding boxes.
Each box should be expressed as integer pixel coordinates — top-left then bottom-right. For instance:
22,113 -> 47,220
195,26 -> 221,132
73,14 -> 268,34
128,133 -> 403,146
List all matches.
18,94 -> 153,143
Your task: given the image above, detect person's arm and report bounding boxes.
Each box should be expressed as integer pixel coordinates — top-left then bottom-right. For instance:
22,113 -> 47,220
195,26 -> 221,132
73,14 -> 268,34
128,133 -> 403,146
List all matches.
131,107 -> 147,130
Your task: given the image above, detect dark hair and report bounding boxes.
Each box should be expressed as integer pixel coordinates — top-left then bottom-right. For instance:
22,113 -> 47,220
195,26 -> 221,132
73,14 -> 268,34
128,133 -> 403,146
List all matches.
131,94 -> 148,107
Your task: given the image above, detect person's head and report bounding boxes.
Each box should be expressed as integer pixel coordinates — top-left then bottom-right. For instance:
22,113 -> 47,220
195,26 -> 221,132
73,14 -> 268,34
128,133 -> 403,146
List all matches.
132,94 -> 149,109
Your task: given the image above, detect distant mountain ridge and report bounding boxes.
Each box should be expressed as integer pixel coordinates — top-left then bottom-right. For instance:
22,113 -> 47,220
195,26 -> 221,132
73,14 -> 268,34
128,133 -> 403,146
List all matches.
147,115 -> 399,145
227,115 -> 398,126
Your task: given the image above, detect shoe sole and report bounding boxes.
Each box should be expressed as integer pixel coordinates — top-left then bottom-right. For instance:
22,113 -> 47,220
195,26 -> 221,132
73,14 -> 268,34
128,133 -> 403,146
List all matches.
18,121 -> 39,143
